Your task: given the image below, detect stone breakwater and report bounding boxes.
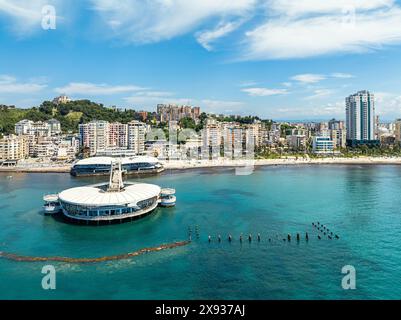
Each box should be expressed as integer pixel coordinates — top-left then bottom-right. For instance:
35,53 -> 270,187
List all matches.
0,240 -> 190,264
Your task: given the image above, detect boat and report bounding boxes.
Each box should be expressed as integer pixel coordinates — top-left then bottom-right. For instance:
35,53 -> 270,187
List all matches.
70,156 -> 164,177
159,188 -> 176,207
48,160 -> 176,225
42,194 -> 62,215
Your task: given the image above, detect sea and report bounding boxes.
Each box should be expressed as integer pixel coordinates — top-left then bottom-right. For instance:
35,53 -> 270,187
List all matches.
0,165 -> 400,299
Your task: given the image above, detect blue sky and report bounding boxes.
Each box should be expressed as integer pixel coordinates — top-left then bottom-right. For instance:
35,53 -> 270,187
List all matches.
1,0 -> 401,120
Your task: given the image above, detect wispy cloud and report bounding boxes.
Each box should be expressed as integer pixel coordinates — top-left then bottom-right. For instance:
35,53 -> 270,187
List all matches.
54,82 -> 146,95
331,72 -> 354,79
241,87 -> 288,96
375,91 -> 401,118
201,99 -> 244,110
0,74 -> 47,94
196,20 -> 244,51
267,0 -> 394,17
291,74 -> 326,84
304,89 -> 334,100
271,101 -> 345,119
243,0 -> 401,60
90,0 -> 256,44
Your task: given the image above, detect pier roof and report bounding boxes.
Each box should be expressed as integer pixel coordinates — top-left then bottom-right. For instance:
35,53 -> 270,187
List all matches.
74,156 -> 160,166
59,183 -> 161,207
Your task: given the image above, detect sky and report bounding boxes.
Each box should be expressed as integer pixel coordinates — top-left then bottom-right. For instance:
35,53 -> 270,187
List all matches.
1,0 -> 401,120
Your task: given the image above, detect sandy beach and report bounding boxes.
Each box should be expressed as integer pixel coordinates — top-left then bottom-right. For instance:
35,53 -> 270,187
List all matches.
2,157 -> 401,174
163,157 -> 401,170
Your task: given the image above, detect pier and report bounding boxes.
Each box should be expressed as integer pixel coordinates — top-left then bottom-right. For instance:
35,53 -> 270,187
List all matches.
204,222 -> 340,245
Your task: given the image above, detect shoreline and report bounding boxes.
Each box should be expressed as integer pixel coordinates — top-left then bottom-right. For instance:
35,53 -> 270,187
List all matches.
2,157 -> 401,174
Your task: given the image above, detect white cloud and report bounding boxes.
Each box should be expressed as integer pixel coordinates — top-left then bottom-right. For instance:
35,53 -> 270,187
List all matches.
244,1 -> 401,59
267,0 -> 394,16
375,92 -> 401,118
242,87 -> 288,96
331,72 -> 354,79
201,99 -> 244,109
91,0 -> 256,44
270,101 -> 345,119
0,74 -> 47,94
291,74 -> 326,84
196,20 -> 244,51
304,89 -> 334,100
54,82 -> 146,95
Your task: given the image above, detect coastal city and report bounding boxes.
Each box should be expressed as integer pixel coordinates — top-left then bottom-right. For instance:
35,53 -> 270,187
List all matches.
3,0 -> 401,304
1,90 -> 401,172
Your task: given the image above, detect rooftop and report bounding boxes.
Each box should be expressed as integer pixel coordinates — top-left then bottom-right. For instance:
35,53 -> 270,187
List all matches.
59,183 -> 161,207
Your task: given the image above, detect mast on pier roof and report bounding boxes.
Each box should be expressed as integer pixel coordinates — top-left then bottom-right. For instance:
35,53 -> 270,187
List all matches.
107,161 -> 124,192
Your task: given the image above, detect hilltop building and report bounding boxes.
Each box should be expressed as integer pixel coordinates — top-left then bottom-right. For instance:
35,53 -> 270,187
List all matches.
52,95 -> 71,105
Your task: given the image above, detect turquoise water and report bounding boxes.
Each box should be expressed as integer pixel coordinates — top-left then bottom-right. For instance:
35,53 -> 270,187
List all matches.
1,165 -> 401,299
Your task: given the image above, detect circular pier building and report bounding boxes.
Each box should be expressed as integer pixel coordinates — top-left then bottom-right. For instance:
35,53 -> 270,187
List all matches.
58,162 -> 165,225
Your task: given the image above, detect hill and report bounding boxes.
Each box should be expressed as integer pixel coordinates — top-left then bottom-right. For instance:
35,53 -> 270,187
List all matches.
0,100 -> 155,134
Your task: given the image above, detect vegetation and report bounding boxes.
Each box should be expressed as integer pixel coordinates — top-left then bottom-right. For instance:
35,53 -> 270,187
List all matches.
0,100 -> 158,134
212,114 -> 262,124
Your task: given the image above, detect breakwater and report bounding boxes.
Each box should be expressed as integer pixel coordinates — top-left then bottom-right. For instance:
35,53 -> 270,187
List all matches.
0,240 -> 190,264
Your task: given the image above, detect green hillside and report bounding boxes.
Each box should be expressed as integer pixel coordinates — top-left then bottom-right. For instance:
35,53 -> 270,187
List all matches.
0,100 -> 155,135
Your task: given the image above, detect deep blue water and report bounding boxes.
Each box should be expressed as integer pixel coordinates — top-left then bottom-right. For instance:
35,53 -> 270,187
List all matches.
0,165 -> 401,299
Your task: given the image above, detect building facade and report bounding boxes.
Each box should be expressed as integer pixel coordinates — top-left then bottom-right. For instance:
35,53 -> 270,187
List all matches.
312,136 -> 334,154
345,90 -> 378,146
79,120 -> 146,156
127,121 -> 146,154
395,119 -> 401,144
0,135 -> 28,161
157,104 -> 201,123
15,119 -> 61,137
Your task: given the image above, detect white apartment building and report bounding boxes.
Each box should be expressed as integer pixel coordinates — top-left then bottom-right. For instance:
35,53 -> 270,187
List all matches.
330,129 -> 346,149
346,90 -> 376,145
15,119 -> 61,137
108,122 -> 128,148
287,135 -> 306,149
223,125 -> 243,159
203,119 -> 222,159
79,120 -> 146,156
46,119 -> 62,135
0,135 -> 28,161
128,120 -> 146,154
79,120 -> 108,156
312,136 -> 334,154
15,119 -> 33,135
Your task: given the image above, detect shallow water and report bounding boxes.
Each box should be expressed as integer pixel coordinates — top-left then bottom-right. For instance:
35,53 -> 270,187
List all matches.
0,165 -> 400,299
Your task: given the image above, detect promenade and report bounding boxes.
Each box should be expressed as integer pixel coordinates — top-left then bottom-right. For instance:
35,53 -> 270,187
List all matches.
3,156 -> 401,173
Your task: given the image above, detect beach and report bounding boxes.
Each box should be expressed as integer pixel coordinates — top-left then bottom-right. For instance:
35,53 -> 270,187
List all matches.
164,156 -> 401,170
2,156 -> 401,173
